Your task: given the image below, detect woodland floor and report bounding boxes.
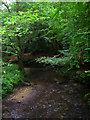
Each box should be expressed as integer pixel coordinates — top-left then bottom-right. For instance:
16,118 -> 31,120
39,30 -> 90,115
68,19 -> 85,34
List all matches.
2,67 -> 90,119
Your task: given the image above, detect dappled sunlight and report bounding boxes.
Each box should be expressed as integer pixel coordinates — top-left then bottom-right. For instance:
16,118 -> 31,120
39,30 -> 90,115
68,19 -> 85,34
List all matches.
5,87 -> 33,103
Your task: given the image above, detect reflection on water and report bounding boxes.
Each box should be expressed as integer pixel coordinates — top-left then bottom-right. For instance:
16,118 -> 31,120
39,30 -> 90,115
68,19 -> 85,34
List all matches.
25,68 -> 65,85
2,68 -> 89,119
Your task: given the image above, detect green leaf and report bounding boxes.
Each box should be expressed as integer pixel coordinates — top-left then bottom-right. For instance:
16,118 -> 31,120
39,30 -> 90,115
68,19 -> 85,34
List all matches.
76,64 -> 80,68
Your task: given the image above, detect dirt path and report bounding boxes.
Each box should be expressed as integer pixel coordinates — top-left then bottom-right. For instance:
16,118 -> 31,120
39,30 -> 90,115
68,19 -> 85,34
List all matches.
2,68 -> 89,119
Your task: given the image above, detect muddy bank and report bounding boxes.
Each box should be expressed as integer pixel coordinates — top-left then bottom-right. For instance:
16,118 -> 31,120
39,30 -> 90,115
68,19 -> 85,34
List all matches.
2,68 -> 89,119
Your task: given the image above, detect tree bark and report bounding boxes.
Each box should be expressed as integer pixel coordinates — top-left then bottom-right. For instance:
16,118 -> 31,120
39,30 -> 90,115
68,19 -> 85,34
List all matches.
16,1 -> 24,71
17,35 -> 24,71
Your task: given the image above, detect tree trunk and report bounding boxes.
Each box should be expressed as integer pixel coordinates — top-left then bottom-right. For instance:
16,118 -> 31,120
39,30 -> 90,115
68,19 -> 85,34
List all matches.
17,36 -> 24,71
16,1 -> 24,71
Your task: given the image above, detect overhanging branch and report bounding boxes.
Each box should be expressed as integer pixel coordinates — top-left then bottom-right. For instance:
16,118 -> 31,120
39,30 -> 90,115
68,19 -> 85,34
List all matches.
2,1 -> 10,13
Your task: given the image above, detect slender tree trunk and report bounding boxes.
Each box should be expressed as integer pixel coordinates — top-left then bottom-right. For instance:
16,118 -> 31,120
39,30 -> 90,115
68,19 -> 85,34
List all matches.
16,1 -> 24,71
17,35 -> 24,71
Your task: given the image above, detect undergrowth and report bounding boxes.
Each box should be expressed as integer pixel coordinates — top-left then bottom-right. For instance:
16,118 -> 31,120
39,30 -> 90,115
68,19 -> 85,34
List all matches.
2,63 -> 26,98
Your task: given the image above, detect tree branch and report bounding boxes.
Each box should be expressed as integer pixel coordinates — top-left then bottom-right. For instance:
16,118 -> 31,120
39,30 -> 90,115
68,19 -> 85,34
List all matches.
2,1 -> 10,13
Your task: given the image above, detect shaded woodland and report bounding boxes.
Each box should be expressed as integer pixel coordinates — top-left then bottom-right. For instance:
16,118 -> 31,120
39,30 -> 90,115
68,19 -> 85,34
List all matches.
1,1 -> 90,119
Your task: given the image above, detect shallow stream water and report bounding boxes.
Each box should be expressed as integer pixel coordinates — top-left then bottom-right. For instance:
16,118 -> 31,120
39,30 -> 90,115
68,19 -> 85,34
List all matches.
2,68 -> 89,119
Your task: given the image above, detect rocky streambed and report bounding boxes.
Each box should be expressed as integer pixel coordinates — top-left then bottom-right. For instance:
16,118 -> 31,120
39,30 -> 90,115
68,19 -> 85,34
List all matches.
2,68 -> 89,119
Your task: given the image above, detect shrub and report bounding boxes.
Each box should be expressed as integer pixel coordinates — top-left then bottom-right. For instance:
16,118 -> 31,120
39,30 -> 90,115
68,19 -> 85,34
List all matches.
2,63 -> 25,98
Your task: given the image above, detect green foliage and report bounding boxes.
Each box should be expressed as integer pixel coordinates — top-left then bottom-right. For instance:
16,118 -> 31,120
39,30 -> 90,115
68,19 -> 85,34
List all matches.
1,2 -> 63,56
84,93 -> 90,106
35,55 -> 71,67
2,63 -> 25,98
25,21 -> 58,54
76,70 -> 90,84
46,2 -> 89,69
1,2 -> 90,105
